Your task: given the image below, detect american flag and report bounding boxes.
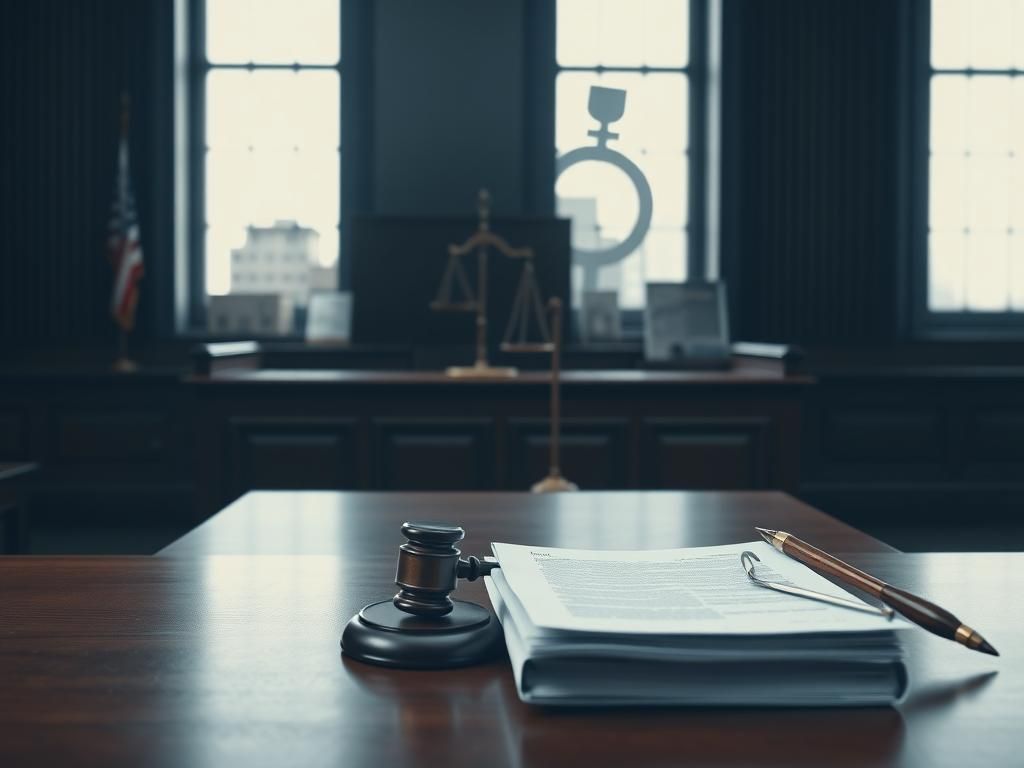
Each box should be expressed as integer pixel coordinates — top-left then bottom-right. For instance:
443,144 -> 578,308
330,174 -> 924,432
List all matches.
108,130 -> 143,331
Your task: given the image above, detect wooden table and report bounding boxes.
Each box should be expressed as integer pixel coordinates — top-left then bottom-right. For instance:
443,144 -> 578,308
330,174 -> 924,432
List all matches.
1,491 -> 1018,767
0,462 -> 36,553
159,490 -> 889,558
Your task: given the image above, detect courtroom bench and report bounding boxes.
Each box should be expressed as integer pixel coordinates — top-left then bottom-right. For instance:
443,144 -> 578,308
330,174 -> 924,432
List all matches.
186,358 -> 811,519
0,345 -> 809,539
8,341 -> 1024,551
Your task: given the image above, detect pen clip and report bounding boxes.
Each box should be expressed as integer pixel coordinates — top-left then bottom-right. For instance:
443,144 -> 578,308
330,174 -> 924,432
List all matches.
740,551 -> 894,619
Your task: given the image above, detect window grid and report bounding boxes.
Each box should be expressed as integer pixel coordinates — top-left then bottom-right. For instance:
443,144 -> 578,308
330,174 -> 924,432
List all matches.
191,0 -> 342,331
925,1 -> 1024,318
928,66 -> 1024,313
555,0 -> 693,312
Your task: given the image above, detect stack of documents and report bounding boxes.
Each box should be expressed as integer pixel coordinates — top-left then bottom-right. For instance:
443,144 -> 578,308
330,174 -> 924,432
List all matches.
484,541 -> 908,707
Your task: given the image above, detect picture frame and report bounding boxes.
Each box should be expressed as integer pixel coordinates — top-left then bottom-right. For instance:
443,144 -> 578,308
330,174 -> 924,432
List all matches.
643,282 -> 730,367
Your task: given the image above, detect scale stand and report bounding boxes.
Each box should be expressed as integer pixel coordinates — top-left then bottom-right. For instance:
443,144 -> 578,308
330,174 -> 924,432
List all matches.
526,298 -> 577,494
430,190 -> 548,378
429,191 -> 577,492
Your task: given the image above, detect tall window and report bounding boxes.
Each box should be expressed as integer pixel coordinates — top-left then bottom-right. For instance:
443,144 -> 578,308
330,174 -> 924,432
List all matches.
555,0 -> 693,310
197,0 -> 340,332
927,0 -> 1024,318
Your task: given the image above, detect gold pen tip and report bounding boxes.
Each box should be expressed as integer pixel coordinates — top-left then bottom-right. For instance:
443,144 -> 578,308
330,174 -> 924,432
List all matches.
754,527 -> 777,541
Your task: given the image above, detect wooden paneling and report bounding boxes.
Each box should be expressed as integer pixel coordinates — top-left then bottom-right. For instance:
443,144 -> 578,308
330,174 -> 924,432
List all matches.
228,418 -> 358,494
0,1 -> 172,348
186,372 -> 806,514
802,376 -> 1024,540
29,485 -> 192,530
0,463 -> 36,554
54,410 -> 168,462
0,412 -> 28,459
641,418 -> 770,490
0,505 -> 19,554
822,408 -> 944,463
0,375 -> 190,533
2,369 -> 807,525
505,418 -> 628,490
960,407 -> 1024,482
966,410 -> 1024,462
373,419 -> 494,490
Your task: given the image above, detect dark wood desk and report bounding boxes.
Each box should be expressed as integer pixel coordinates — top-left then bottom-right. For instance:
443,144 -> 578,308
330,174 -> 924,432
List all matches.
0,461 -> 36,553
159,490 -> 890,558
188,367 -> 810,517
1,492 -> 1017,767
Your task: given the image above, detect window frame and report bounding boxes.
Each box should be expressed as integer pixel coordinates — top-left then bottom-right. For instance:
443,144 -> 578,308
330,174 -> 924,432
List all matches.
178,1 -> 711,337
184,0 -> 344,333
912,0 -> 1024,338
553,0 -> 711,336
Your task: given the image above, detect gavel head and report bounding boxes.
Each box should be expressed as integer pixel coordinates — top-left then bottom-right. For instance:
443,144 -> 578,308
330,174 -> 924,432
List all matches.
393,521 -> 465,617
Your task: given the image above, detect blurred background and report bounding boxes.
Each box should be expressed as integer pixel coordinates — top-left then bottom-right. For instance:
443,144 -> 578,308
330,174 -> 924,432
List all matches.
1,0 -> 1023,555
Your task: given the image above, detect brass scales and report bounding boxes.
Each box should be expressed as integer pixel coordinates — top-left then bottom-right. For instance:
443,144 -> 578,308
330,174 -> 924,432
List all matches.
430,190 -> 577,493
430,189 -> 553,378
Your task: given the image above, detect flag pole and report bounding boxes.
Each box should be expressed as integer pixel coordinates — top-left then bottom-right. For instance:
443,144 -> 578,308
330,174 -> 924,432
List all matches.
113,328 -> 138,373
112,91 -> 139,373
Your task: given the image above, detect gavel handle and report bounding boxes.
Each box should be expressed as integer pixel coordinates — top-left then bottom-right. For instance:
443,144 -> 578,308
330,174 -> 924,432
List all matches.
457,556 -> 500,582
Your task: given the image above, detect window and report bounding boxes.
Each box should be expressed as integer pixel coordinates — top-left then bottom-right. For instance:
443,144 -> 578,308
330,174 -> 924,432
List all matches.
556,0 -> 702,310
193,0 -> 341,332
924,0 -> 1024,325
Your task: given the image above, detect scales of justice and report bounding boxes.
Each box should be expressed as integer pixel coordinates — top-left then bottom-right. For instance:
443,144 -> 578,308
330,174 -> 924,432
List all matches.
430,189 -> 576,493
430,189 -> 553,379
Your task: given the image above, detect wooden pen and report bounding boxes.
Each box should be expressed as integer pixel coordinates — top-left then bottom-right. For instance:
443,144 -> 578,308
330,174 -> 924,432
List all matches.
756,527 -> 999,656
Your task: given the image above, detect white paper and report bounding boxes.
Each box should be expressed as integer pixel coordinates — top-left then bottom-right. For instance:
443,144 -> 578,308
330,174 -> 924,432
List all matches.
490,540 -> 910,637
305,291 -> 352,342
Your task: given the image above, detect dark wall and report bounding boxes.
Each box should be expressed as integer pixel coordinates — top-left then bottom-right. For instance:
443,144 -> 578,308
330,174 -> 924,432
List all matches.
721,0 -> 908,344
0,0 -> 173,351
371,0 -> 528,216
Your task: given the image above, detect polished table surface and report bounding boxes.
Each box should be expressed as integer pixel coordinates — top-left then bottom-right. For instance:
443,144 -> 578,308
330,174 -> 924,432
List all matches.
159,490 -> 895,558
1,492 -> 1018,767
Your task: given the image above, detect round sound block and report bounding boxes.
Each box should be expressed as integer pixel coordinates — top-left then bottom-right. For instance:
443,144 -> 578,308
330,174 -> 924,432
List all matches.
341,599 -> 503,669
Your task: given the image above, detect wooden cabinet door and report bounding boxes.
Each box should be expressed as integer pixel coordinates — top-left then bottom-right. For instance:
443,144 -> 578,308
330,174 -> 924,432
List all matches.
373,419 -> 494,490
228,418 -> 359,494
641,418 -> 772,489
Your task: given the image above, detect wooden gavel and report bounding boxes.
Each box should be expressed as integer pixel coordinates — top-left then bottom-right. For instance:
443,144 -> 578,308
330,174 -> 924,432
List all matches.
392,521 -> 500,617
341,521 -> 504,668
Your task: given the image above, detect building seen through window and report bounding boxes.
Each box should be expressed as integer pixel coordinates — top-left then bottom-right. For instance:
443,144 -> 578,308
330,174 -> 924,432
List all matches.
201,0 -> 340,334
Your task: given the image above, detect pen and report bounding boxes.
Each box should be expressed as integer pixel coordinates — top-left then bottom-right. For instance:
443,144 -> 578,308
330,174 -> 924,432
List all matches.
756,527 -> 999,656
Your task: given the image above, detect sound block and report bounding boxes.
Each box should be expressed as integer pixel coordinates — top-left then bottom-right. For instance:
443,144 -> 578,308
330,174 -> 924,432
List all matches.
341,599 -> 503,669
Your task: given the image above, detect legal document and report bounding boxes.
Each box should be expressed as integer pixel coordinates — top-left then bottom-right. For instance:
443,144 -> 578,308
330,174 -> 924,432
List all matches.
492,540 -> 907,636
485,540 -> 909,706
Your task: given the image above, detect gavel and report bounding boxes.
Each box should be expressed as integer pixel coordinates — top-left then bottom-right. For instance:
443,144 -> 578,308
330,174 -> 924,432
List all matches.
341,522 -> 504,669
392,521 -> 500,616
